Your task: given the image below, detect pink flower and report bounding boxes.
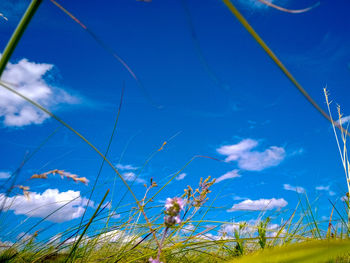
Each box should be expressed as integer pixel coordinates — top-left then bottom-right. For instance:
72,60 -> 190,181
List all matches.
149,257 -> 163,263
165,197 -> 184,216
164,197 -> 184,227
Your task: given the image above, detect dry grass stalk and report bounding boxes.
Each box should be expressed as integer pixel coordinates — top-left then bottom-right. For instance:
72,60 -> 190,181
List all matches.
15,185 -> 30,199
31,169 -> 89,185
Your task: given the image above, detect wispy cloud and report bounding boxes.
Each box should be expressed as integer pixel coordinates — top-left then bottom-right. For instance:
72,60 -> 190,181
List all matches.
215,169 -> 240,183
0,56 -> 79,127
233,195 -> 248,201
176,173 -> 187,180
227,198 -> 287,212
316,185 -> 335,196
122,172 -> 146,184
0,188 -> 93,223
0,171 -> 11,179
283,184 -> 305,194
217,139 -> 285,171
336,116 -> 350,126
238,0 -> 280,9
115,164 -> 138,171
111,213 -> 121,219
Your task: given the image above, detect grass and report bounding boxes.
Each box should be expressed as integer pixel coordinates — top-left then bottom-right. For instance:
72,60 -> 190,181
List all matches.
1,1 -> 350,263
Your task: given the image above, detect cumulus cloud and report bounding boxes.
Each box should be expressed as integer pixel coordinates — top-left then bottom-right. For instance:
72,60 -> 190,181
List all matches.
283,184 -> 305,194
227,198 -> 287,212
215,169 -> 240,183
217,139 -> 285,171
219,220 -> 280,237
220,223 -> 240,235
176,173 -> 187,180
316,185 -> 335,196
0,57 -> 78,127
99,229 -> 141,244
0,171 -> 11,179
122,172 -> 146,184
0,188 -> 93,223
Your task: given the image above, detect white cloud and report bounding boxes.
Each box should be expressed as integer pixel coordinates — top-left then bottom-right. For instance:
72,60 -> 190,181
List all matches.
17,232 -> 35,243
49,233 -> 62,245
48,233 -> 89,247
239,0 -> 274,8
0,57 -> 78,127
220,220 -> 284,238
0,240 -> 13,248
336,115 -> 350,126
239,0 -> 288,9
176,173 -> 187,181
227,198 -> 287,212
122,172 -> 146,184
0,171 -> 11,179
111,213 -> 121,219
217,139 -> 285,171
182,223 -> 195,234
233,196 -> 248,201
0,188 -> 93,223
316,185 -> 335,196
98,230 -> 141,244
115,164 -> 138,171
316,185 -> 330,191
220,223 -> 240,235
59,235 -> 90,247
215,169 -> 240,183
283,184 -> 305,194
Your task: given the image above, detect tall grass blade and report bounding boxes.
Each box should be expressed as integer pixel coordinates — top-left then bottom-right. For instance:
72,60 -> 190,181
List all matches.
0,0 -> 42,76
65,189 -> 110,262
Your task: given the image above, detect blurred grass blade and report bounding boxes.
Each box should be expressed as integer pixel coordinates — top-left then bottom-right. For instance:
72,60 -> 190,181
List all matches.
0,0 -> 42,76
221,0 -> 350,137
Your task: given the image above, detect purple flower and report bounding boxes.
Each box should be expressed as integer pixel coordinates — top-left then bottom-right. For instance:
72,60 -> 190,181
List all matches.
149,257 -> 163,263
165,197 -> 184,215
164,197 -> 184,227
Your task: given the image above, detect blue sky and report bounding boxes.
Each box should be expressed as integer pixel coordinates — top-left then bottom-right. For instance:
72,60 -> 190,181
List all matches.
0,0 -> 350,242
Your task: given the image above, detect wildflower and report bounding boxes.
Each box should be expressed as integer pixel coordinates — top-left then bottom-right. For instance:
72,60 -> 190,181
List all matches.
149,257 -> 163,263
164,197 -> 184,227
193,176 -> 216,207
165,197 -> 184,216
